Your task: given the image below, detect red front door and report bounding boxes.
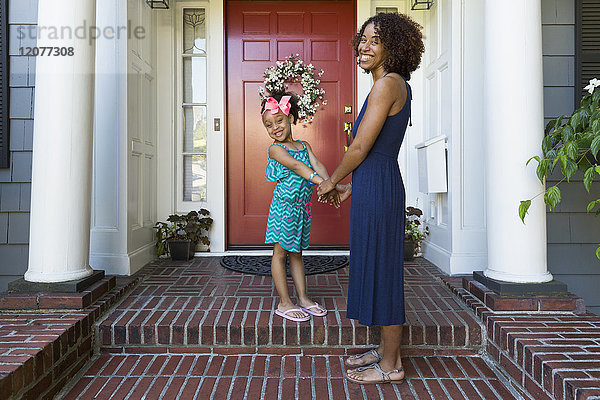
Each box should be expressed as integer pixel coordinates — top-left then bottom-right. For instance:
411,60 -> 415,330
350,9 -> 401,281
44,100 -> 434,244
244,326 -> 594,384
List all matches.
226,0 -> 355,248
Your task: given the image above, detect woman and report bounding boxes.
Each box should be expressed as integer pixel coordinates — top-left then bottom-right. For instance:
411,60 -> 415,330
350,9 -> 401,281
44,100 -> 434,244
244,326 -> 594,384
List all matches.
317,13 -> 424,384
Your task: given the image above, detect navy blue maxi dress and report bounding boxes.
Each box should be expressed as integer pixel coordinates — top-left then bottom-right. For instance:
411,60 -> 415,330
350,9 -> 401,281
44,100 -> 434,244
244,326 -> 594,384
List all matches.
346,81 -> 411,327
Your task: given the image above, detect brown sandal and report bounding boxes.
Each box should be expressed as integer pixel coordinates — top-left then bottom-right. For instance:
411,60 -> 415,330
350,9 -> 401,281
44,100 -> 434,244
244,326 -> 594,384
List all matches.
346,363 -> 405,385
344,349 -> 382,368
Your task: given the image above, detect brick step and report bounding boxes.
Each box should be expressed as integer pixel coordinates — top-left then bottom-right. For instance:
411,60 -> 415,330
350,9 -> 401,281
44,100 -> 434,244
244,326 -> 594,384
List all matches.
99,345 -> 481,359
98,297 -> 482,350
0,276 -> 116,310
443,276 -> 600,400
0,276 -> 138,400
98,258 -> 484,351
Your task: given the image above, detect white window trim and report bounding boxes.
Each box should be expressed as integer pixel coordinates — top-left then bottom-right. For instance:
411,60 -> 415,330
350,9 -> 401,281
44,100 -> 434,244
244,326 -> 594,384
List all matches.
157,1 -> 225,252
175,2 -> 211,212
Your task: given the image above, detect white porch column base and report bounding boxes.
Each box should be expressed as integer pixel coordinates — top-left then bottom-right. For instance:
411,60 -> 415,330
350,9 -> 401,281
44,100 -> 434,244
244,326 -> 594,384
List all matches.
25,0 -> 97,283
24,269 -> 95,284
482,0 -> 552,284
484,268 -> 553,285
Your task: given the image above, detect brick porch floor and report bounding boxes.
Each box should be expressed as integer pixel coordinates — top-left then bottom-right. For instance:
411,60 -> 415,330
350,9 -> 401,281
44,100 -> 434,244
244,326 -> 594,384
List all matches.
4,256 -> 596,399
61,352 -> 517,399
54,257 -> 527,399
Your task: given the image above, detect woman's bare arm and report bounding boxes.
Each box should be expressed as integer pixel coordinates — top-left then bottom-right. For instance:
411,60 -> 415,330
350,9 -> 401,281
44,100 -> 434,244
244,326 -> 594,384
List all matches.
317,76 -> 405,194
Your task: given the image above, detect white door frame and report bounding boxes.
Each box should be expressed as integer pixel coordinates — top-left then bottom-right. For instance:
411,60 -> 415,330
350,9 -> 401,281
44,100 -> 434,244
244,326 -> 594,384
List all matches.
156,0 -> 226,252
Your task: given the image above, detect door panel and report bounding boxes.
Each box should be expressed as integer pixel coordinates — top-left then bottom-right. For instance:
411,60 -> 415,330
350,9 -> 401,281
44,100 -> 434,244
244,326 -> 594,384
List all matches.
227,0 -> 355,247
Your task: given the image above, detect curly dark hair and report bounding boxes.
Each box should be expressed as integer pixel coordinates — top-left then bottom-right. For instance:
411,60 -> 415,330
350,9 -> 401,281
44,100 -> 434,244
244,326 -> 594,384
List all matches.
351,13 -> 424,80
260,91 -> 300,125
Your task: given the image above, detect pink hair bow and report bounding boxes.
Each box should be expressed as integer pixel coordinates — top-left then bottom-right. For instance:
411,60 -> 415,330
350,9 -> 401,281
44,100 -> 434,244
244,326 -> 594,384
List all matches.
263,96 -> 291,116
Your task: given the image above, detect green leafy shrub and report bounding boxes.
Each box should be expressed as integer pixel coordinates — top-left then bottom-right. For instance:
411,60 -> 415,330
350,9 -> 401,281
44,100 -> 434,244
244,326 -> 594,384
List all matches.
519,78 -> 600,260
154,209 -> 213,256
405,206 -> 429,255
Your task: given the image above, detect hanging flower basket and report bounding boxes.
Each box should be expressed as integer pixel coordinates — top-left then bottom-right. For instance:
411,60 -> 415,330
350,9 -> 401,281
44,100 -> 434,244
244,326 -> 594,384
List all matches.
258,54 -> 327,124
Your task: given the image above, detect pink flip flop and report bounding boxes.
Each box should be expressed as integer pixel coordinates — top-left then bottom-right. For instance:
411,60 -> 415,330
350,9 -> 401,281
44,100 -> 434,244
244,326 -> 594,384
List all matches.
300,302 -> 327,317
275,308 -> 310,322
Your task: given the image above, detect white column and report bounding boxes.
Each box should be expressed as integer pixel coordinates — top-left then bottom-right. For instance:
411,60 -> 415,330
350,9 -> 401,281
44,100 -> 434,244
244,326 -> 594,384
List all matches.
483,0 -> 552,283
25,0 -> 97,282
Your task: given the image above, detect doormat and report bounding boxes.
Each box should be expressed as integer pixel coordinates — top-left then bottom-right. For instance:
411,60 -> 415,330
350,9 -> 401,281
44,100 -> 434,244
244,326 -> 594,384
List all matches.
220,255 -> 349,276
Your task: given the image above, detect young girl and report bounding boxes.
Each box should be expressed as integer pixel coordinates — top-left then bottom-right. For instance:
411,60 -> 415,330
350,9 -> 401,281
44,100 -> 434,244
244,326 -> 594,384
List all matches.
263,92 -> 336,322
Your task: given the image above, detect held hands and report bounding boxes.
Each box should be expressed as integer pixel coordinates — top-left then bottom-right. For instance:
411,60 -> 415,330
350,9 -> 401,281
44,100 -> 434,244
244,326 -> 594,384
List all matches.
317,180 -> 352,208
336,183 -> 352,203
319,188 -> 341,208
317,179 -> 337,207
317,179 -> 335,196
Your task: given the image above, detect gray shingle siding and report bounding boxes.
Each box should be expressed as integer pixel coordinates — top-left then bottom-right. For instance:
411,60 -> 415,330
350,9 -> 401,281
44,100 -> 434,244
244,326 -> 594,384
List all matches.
0,0 -> 36,291
543,0 -> 600,315
0,212 -> 7,244
0,243 -> 28,273
0,183 -> 19,210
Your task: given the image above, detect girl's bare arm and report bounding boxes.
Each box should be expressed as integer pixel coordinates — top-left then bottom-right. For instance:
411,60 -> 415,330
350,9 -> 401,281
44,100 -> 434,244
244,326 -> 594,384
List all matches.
269,145 -> 325,184
304,141 -> 330,180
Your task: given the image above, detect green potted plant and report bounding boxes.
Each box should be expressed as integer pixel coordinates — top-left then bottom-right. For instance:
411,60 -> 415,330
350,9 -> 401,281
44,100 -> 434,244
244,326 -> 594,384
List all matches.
519,78 -> 600,260
405,206 -> 429,260
154,209 -> 213,260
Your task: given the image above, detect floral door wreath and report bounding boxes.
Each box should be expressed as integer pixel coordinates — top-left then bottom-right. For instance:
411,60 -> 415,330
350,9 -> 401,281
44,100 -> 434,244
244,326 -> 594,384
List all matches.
258,55 -> 327,124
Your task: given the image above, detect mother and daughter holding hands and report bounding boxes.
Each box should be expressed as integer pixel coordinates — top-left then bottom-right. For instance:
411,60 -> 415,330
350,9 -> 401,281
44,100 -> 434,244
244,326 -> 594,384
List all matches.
260,13 -> 424,385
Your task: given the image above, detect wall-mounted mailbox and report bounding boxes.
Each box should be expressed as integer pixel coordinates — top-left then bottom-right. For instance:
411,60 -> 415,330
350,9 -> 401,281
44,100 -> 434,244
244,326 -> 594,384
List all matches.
415,135 -> 447,194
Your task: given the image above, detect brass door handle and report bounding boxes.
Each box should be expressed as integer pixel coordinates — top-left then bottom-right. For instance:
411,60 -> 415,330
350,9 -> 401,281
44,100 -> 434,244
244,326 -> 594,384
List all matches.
344,123 -> 352,152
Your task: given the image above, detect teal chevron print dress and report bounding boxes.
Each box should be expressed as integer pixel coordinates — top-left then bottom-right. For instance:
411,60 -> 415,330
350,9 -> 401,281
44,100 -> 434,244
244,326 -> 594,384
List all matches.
265,141 -> 314,252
